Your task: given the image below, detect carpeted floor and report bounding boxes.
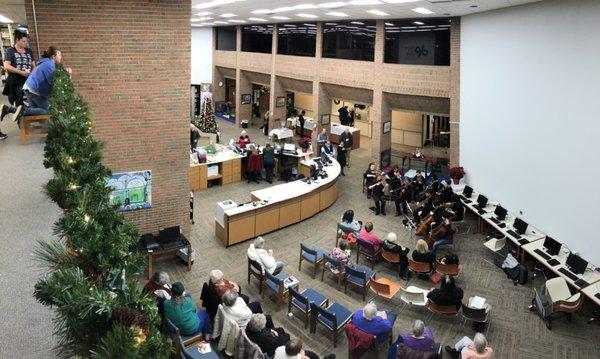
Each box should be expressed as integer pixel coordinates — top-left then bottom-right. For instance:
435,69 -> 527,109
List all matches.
1,111 -> 599,358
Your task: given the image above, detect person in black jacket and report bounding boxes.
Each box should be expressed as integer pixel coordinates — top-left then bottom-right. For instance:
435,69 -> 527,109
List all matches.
297,110 -> 306,136
337,142 -> 347,176
363,163 -> 377,198
412,239 -> 435,268
246,313 -> 289,357
340,127 -> 353,167
338,105 -> 349,125
427,275 -> 464,310
369,175 -> 387,216
383,232 -> 411,279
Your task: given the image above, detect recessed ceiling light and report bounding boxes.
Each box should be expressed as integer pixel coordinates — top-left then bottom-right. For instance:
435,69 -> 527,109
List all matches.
194,0 -> 246,10
271,16 -> 290,20
214,21 -> 228,24
318,2 -> 347,8
294,4 -> 319,10
351,21 -> 364,25
0,14 -> 13,23
412,7 -> 434,14
327,11 -> 349,16
220,13 -> 237,18
199,22 -> 215,26
367,9 -> 389,16
413,21 -> 424,25
252,9 -> 273,14
382,0 -> 420,3
272,6 -> 294,13
348,0 -> 382,5
191,18 -> 202,22
248,17 -> 267,21
304,23 -> 317,26
229,20 -> 246,23
385,22 -> 394,26
195,11 -> 213,16
296,13 -> 319,18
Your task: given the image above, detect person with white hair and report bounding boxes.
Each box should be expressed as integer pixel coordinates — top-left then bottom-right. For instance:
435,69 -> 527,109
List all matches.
445,333 -> 493,359
351,302 -> 396,343
221,290 -> 253,327
208,269 -> 240,298
239,129 -> 251,148
383,232 -> 411,279
143,271 -> 172,300
247,237 -> 284,275
400,319 -> 437,353
246,313 -> 290,357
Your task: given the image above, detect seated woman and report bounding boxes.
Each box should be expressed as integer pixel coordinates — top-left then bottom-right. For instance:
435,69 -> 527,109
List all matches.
339,209 -> 362,239
382,233 -> 410,279
400,320 -> 437,353
412,239 -> 436,268
274,338 -> 335,359
246,313 -> 290,358
163,282 -> 211,338
446,333 -> 493,359
358,222 -> 383,252
351,302 -> 395,343
431,217 -> 457,257
427,275 -> 464,310
247,236 -> 284,275
325,240 -> 355,274
143,271 -> 172,300
440,252 -> 460,266
238,130 -> 251,148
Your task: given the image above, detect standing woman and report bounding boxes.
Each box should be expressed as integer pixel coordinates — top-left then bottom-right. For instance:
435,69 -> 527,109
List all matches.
369,175 -> 387,216
0,30 -> 35,138
262,143 -> 275,183
337,142 -> 347,176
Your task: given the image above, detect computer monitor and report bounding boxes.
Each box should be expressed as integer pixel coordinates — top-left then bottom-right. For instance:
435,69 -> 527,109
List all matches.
494,205 -> 507,220
283,143 -> 295,152
463,186 -> 473,198
513,218 -> 528,235
566,253 -> 588,275
158,226 -> 180,243
543,236 -> 561,256
246,143 -> 256,151
476,194 -> 488,208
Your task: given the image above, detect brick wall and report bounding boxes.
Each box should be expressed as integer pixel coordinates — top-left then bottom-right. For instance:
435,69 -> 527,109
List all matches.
25,0 -> 191,236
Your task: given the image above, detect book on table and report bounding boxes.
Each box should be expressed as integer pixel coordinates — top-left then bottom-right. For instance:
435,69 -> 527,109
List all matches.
471,296 -> 486,309
283,276 -> 299,288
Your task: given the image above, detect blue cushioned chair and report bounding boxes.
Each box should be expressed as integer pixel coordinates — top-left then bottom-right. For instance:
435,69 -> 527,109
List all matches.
310,301 -> 353,347
357,238 -> 382,270
178,334 -> 219,359
262,271 -> 294,311
248,257 -> 265,294
288,286 -> 328,329
299,243 -> 327,278
165,317 -> 204,357
344,265 -> 374,301
321,253 -> 345,289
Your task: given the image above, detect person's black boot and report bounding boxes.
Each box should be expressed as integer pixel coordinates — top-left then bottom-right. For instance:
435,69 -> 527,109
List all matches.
445,345 -> 460,359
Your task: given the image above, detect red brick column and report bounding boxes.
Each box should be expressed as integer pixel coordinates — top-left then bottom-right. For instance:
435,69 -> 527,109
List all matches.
25,0 -> 192,236
449,17 -> 461,166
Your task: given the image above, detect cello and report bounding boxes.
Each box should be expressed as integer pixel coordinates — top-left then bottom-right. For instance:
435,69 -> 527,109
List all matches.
427,221 -> 447,247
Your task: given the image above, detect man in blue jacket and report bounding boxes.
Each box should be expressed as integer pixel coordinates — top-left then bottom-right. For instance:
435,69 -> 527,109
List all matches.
0,46 -> 62,122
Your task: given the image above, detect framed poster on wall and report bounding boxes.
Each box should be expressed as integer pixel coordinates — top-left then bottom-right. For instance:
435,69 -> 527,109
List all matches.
383,121 -> 392,134
276,96 -> 286,107
241,94 -> 251,105
320,114 -> 330,125
107,170 -> 152,212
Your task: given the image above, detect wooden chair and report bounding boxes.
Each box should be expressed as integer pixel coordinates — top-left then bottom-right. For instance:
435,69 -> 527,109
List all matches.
426,299 -> 458,316
370,275 -> 401,300
408,259 -> 433,277
321,253 -> 345,289
344,265 -> 373,301
310,301 -> 353,347
288,287 -> 328,329
381,249 -> 400,265
247,257 -> 265,293
262,271 -> 294,311
20,114 -> 51,145
356,238 -> 382,269
299,243 -> 326,279
435,261 -> 462,277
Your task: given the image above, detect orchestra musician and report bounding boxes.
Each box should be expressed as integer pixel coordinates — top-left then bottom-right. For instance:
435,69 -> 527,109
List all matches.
438,179 -> 454,203
369,174 -> 388,216
363,163 -> 377,198
429,216 -> 457,256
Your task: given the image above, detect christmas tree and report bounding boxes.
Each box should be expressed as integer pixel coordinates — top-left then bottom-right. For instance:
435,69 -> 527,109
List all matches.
34,64 -> 172,358
192,93 -> 219,134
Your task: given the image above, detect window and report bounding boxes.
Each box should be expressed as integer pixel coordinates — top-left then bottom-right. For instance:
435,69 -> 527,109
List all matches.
384,19 -> 450,66
277,23 -> 316,57
216,26 -> 236,51
242,25 -> 273,53
322,21 -> 376,61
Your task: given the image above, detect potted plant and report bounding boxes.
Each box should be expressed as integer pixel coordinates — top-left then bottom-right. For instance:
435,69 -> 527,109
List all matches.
449,166 -> 466,185
298,136 -> 311,152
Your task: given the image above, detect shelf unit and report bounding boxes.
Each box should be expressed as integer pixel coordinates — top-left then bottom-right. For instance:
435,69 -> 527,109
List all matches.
190,157 -> 241,191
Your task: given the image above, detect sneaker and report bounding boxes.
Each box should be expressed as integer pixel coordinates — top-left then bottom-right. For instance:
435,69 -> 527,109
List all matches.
0,131 -> 7,140
8,105 -> 22,122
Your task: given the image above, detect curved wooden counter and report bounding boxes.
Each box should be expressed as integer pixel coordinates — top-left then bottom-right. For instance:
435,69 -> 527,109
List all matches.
215,158 -> 340,246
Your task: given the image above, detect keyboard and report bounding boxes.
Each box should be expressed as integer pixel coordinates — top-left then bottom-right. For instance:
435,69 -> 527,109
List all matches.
463,199 -> 472,204
490,217 -> 501,224
460,195 -> 470,201
595,293 -> 600,300
534,248 -> 551,260
558,267 -> 579,282
547,258 -> 560,267
506,230 -> 521,239
518,238 -> 529,245
497,223 -> 506,228
574,279 -> 589,288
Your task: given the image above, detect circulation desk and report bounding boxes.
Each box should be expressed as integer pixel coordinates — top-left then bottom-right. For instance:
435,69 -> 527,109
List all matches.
190,150 -> 244,191
215,158 -> 340,246
329,123 -> 361,150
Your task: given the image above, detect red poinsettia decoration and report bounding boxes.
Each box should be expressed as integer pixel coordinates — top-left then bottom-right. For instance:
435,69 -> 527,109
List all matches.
298,136 -> 312,149
449,166 -> 466,180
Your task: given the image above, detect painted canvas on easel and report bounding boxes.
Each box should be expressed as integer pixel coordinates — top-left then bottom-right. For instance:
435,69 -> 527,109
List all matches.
107,170 -> 152,212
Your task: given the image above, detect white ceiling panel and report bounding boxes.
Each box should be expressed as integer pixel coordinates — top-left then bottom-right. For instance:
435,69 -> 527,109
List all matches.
191,0 -> 543,26
0,0 -> 25,25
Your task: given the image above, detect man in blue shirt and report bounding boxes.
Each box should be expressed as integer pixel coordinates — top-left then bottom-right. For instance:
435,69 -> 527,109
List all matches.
351,302 -> 397,343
